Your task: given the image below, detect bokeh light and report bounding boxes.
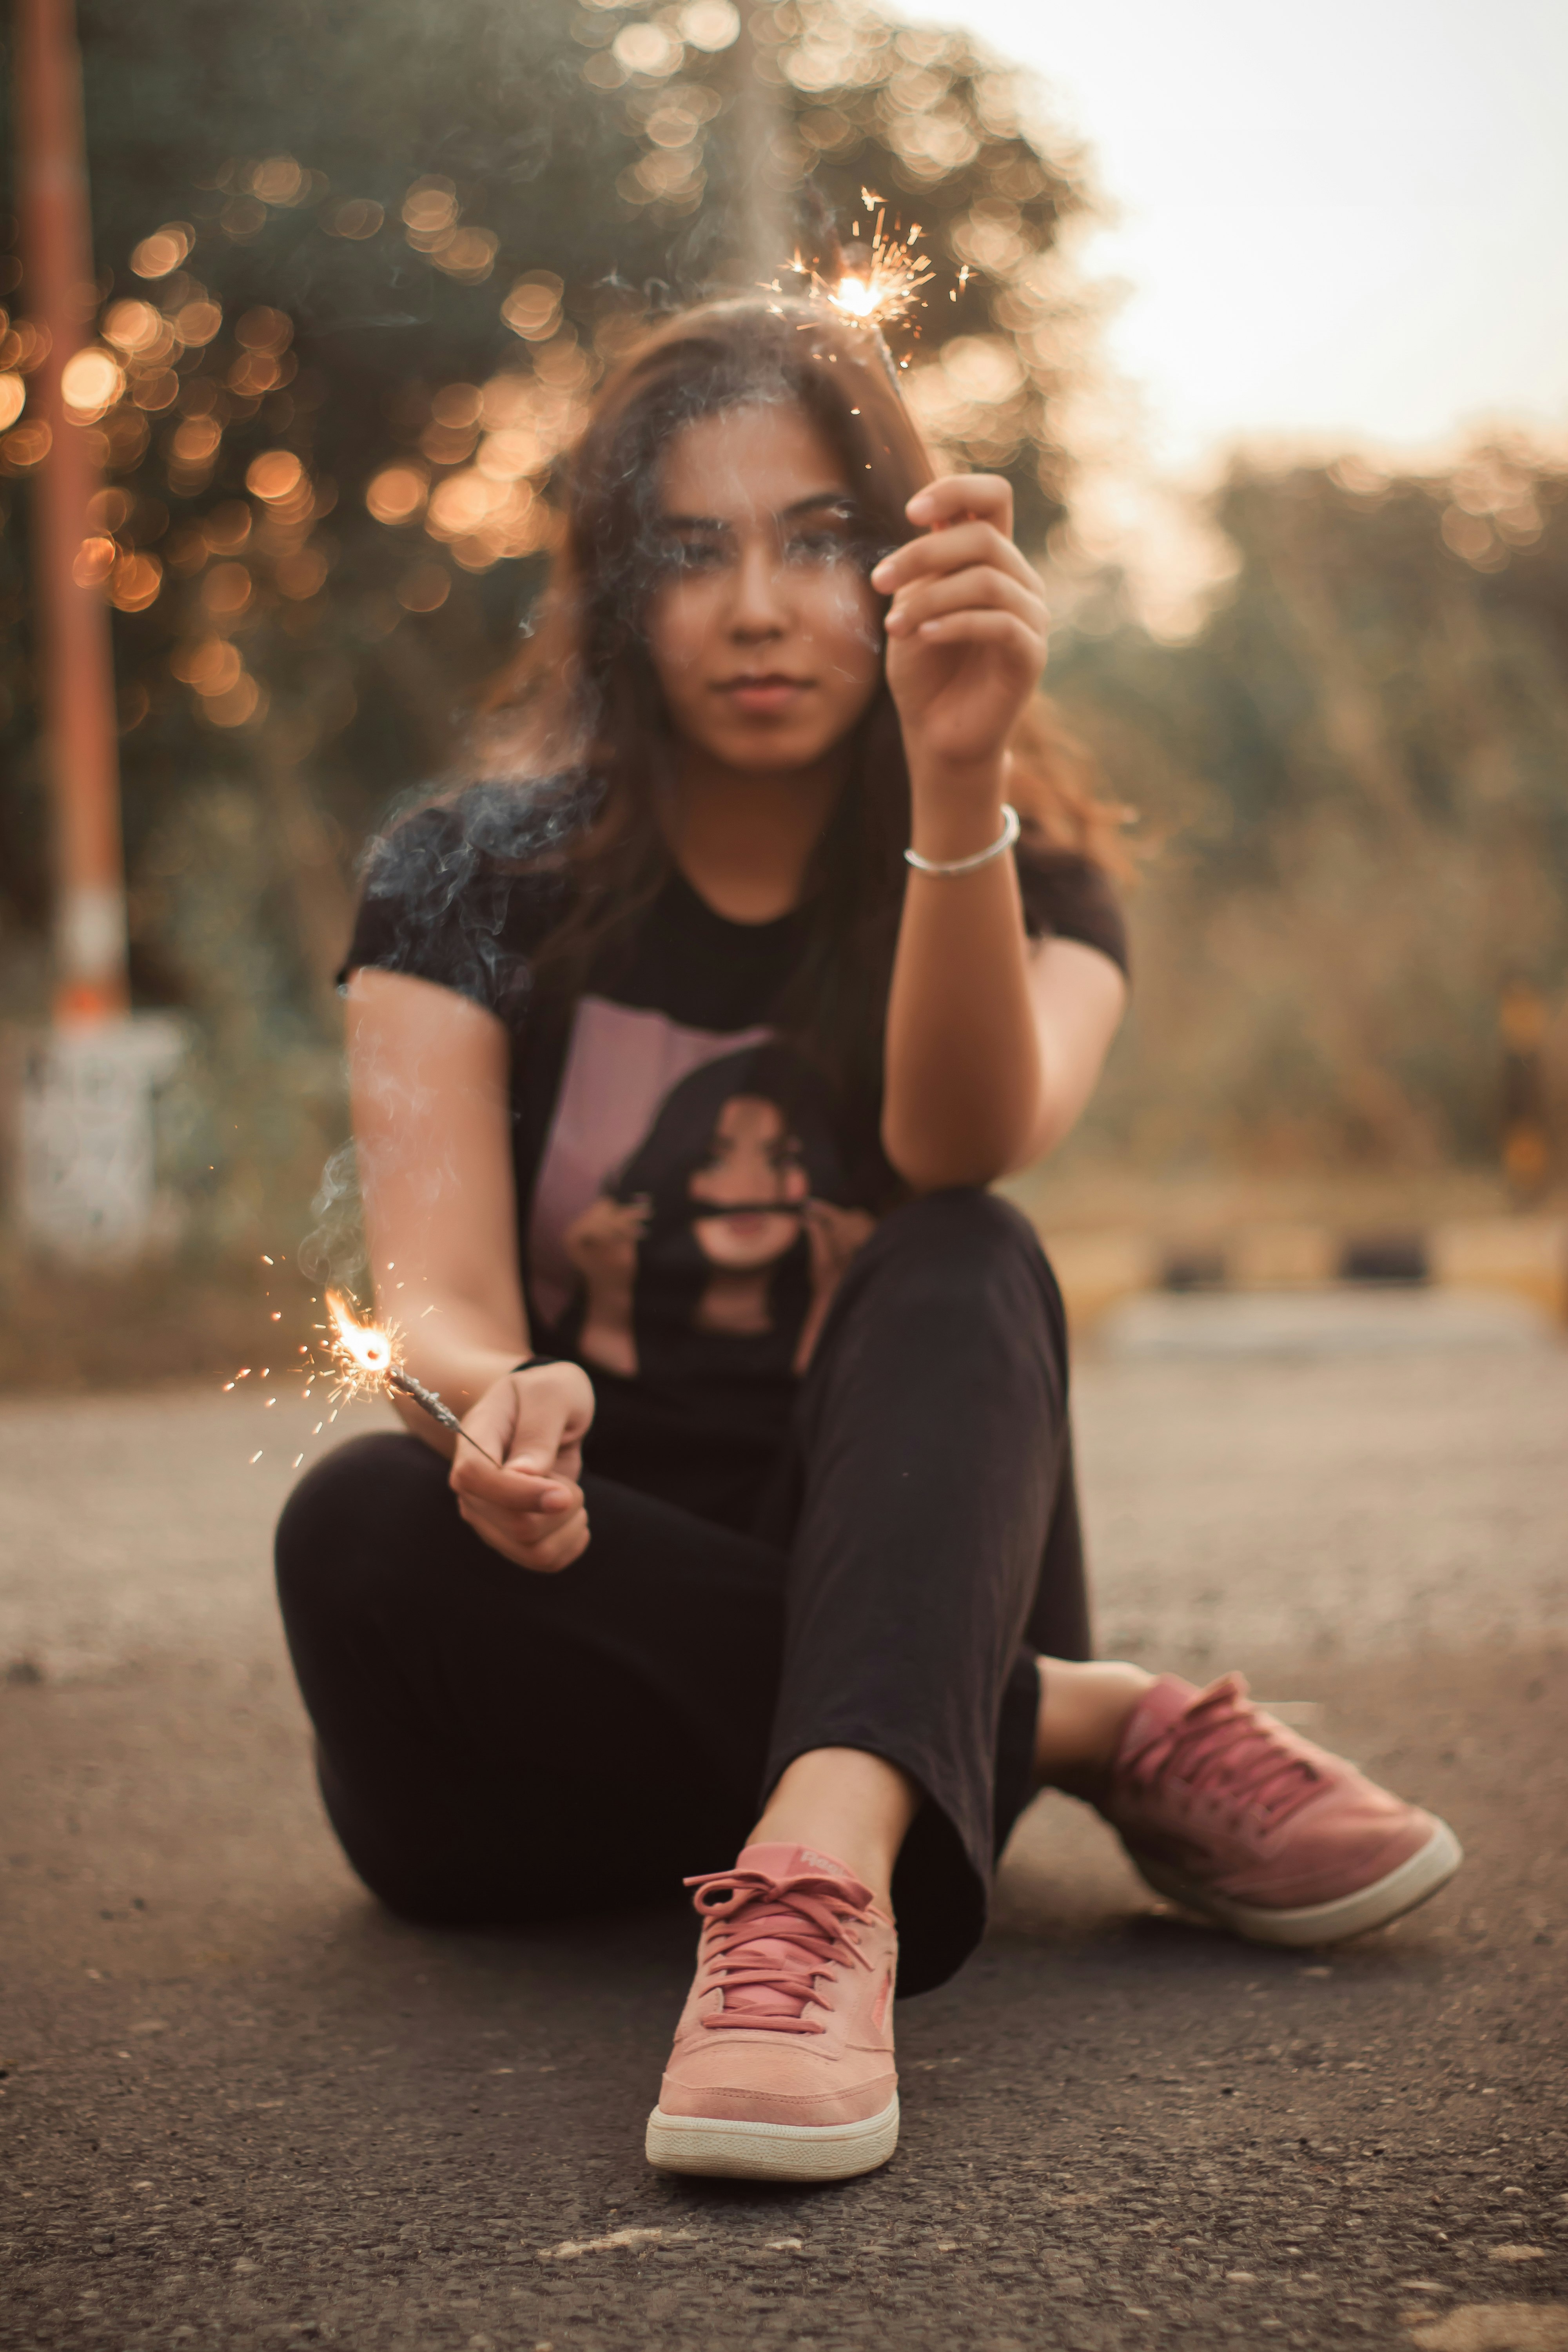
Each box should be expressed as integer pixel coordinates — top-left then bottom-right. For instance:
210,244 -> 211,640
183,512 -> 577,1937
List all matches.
172,299 -> 223,346
202,561 -> 253,617
402,178 -> 459,243
0,374 -> 24,431
108,553 -> 163,612
323,199 -> 384,240
71,536 -> 118,588
276,546 -> 328,598
133,370 -> 180,413
86,487 -> 134,532
203,501 -> 252,552
1,421 -> 51,468
246,449 -> 305,503
236,308 -> 293,354
365,465 -> 428,524
679,0 -> 740,49
501,274 -> 563,341
172,639 -> 243,695
130,222 -> 195,278
612,22 -> 682,75
247,155 -> 305,206
204,675 -> 264,727
171,416 -> 222,465
102,300 -> 166,355
60,348 -> 124,421
430,383 -> 483,429
396,562 -> 451,612
434,229 -> 499,283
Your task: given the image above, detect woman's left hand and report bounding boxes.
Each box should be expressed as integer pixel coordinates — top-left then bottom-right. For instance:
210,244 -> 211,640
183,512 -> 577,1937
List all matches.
871,474 -> 1047,777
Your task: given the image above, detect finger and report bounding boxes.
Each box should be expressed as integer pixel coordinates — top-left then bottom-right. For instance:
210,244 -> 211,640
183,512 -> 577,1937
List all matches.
457,1502 -> 584,1565
460,1488 -> 584,1544
906,472 -> 1012,526
904,609 -> 1046,659
871,520 -> 1029,595
451,1452 -> 577,1514
511,1507 -> 591,1575
450,1448 -> 569,1507
906,472 -> 1013,535
465,1511 -> 589,1573
886,566 -> 1045,638
461,1472 -> 584,1528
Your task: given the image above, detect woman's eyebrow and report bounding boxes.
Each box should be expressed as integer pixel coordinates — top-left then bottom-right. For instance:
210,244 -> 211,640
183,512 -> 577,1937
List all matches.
781,492 -> 855,521
656,493 -> 853,530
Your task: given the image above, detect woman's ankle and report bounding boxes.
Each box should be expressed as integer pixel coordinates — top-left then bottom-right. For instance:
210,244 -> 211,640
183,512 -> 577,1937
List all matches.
1033,1659 -> 1155,1791
746,1746 -> 918,1915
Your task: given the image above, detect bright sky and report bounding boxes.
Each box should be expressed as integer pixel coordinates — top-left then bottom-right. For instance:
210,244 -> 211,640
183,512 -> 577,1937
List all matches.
902,0 -> 1568,474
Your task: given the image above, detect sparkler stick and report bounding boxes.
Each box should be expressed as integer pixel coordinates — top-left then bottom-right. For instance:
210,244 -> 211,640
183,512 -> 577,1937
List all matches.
322,1290 -> 504,1468
385,1363 -> 503,1468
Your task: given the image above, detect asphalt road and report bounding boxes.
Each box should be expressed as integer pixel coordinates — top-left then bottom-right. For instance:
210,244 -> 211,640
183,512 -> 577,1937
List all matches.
4,1297 -> 1566,2352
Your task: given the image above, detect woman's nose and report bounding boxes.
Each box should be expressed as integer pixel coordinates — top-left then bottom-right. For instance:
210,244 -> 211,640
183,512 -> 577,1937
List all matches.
726,541 -> 789,638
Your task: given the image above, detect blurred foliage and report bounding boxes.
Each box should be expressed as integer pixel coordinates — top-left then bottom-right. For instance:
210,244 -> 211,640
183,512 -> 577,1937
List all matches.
1051,437 -> 1568,1177
0,0 -> 1094,1261
4,1 -> 1559,1256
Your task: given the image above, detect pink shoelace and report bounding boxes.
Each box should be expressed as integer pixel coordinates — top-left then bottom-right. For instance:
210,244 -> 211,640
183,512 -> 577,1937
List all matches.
1130,1676 -> 1324,1828
684,1866 -> 871,2036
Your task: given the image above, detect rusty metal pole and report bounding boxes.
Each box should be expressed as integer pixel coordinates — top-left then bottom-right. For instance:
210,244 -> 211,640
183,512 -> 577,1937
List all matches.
12,0 -> 183,1265
15,0 -> 128,1024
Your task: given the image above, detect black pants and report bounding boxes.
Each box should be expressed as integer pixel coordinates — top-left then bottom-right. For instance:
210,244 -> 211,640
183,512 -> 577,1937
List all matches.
275,1190 -> 1090,1997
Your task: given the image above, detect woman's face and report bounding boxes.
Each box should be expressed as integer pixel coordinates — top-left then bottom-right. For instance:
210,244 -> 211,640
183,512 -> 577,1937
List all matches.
688,1094 -> 809,1269
643,400 -> 884,772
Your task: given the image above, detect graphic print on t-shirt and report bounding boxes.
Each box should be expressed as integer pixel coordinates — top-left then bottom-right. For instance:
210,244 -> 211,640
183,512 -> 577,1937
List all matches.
528,995 -> 874,1385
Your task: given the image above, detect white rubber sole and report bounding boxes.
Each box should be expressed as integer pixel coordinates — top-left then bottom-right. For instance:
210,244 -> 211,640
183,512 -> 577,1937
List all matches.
1131,1818 -> 1464,1947
645,2093 -> 900,2182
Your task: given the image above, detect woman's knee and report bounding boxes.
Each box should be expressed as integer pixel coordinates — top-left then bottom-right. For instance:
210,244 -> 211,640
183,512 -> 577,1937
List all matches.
275,1432 -> 450,1622
857,1189 -> 1059,1321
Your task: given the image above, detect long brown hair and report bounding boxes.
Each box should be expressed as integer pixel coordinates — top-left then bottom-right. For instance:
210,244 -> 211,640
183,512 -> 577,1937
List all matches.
473,295 -> 1127,1094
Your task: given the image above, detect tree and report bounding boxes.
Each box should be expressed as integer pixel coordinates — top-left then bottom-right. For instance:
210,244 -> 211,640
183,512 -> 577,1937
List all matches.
1048,438 -> 1568,1174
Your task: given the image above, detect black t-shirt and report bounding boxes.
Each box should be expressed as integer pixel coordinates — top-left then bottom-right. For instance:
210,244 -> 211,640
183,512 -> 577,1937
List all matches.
345,779 -> 1126,1455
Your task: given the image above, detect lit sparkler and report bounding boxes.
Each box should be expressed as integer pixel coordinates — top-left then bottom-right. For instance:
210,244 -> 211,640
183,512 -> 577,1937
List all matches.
322,1289 -> 503,1466
782,191 -> 936,341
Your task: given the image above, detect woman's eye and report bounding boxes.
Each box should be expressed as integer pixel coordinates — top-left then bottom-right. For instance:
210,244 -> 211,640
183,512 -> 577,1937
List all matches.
662,535 -> 727,573
784,530 -> 853,566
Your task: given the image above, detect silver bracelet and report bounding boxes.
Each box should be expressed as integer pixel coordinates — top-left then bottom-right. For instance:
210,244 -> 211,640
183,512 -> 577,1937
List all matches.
904,802 -> 1021,877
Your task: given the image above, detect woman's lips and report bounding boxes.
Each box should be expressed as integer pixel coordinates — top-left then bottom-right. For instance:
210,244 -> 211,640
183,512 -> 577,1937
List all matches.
716,674 -> 812,715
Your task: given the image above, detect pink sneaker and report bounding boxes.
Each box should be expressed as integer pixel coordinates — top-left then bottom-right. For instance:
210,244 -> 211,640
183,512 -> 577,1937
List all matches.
645,1842 -> 900,2181
1098,1674 -> 1463,1946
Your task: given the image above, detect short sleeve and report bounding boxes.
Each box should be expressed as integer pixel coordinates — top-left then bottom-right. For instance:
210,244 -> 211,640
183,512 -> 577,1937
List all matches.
1014,845 -> 1129,980
339,790 -> 567,1022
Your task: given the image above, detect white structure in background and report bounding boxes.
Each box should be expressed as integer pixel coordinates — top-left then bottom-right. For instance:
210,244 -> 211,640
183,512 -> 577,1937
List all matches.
20,1015 -> 185,1261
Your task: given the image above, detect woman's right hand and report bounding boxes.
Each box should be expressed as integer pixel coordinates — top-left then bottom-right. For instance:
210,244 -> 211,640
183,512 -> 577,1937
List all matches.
448,1361 -> 596,1572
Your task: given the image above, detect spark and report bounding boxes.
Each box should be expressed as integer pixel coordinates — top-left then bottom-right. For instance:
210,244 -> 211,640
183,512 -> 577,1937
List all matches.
783,203 -> 936,338
321,1289 -> 503,1466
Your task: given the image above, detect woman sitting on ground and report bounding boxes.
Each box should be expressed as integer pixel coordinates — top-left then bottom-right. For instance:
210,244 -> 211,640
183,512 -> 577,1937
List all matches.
275,297 -> 1461,2185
